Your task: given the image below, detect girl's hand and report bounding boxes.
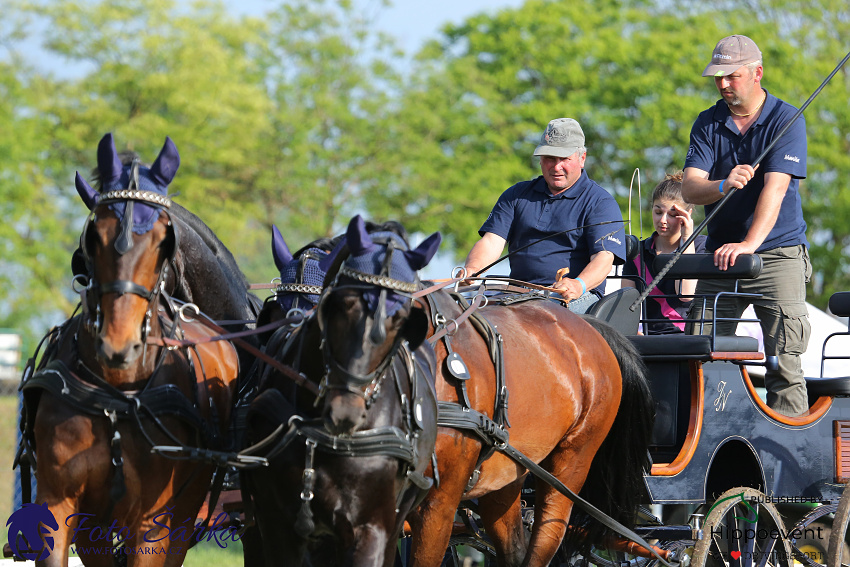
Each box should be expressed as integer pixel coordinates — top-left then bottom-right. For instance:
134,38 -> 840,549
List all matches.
668,203 -> 694,242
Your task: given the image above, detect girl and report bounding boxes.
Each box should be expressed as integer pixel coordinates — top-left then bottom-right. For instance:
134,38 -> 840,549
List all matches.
623,171 -> 706,334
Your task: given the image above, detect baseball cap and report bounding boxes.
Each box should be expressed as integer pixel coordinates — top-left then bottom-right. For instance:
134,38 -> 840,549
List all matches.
702,35 -> 762,77
533,118 -> 585,158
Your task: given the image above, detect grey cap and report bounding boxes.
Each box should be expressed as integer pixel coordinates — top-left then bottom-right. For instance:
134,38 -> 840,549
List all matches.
533,118 -> 585,158
702,35 -> 762,77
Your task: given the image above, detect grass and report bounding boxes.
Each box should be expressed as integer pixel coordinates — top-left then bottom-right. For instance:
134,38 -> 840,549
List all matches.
1,395 -> 19,543
0,394 -> 246,565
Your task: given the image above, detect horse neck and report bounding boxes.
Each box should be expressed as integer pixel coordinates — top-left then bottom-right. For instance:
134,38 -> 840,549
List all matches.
169,216 -> 255,323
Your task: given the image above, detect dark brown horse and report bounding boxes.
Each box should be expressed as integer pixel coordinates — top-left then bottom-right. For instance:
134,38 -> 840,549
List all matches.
19,137 -> 241,566
243,216 -> 441,566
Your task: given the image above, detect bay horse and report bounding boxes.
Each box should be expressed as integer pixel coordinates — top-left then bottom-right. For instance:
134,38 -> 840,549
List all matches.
242,216 -> 441,566
19,137 -> 242,566
386,233 -> 653,566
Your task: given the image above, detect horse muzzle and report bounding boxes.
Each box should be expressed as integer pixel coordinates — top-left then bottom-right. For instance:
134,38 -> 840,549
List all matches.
323,390 -> 368,435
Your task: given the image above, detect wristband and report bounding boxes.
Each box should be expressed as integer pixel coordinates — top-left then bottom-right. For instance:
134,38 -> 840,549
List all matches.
718,180 -> 725,194
575,277 -> 587,295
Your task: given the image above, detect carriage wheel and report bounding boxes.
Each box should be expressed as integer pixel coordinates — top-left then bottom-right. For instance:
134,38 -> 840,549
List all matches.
828,482 -> 850,567
789,503 -> 839,567
691,487 -> 793,567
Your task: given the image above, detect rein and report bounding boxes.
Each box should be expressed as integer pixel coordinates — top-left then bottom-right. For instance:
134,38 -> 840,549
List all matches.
146,299 -> 320,396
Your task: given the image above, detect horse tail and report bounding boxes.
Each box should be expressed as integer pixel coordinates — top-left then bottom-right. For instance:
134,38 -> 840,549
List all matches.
565,315 -> 654,553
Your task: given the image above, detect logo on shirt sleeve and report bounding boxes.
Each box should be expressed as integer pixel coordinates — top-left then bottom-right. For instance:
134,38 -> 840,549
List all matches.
784,154 -> 800,163
686,145 -> 695,160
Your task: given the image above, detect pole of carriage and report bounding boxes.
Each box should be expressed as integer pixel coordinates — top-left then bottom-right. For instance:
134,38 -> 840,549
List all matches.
629,49 -> 850,312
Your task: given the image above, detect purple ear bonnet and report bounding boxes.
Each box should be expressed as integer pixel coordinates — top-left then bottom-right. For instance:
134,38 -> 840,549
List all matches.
277,248 -> 329,311
78,134 -> 179,235
342,215 -> 442,316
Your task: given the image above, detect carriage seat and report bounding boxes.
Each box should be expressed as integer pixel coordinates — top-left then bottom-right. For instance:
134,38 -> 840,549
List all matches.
651,252 -> 763,279
586,287 -> 641,335
829,292 -> 850,318
628,334 -> 759,361
805,377 -> 850,396
801,292 -> 850,396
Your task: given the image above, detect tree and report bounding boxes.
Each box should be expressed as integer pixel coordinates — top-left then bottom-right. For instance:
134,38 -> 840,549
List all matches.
376,0 -> 849,308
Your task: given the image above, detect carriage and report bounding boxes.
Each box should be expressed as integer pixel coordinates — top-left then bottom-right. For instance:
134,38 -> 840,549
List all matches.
437,247 -> 850,567
7,134 -> 850,567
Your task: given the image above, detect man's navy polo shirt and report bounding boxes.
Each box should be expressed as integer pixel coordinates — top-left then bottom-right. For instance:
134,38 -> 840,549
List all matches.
479,171 -> 626,296
684,89 -> 808,252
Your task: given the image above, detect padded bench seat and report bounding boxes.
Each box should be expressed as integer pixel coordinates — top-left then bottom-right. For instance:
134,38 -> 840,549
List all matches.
805,376 -> 850,397
629,335 -> 760,361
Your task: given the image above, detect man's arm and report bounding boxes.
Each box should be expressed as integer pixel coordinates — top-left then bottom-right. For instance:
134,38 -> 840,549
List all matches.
462,232 -> 507,280
551,251 -> 614,300
713,171 -> 791,269
682,165 -> 756,205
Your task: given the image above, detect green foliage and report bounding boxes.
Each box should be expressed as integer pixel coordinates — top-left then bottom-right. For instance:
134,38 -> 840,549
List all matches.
374,0 -> 849,307
1,0 -> 848,350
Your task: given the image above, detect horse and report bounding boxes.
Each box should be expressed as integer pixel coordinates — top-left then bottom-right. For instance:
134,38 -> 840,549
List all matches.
360,228 -> 653,566
18,136 -> 242,566
242,215 -> 441,566
72,133 -> 263,372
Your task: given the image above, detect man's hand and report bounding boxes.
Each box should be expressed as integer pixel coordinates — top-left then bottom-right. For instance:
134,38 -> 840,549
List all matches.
713,241 -> 757,270
725,164 -> 756,191
551,277 -> 584,301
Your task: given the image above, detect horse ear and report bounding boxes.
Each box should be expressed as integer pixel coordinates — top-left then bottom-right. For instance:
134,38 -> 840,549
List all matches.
345,215 -> 375,256
75,171 -> 99,210
150,136 -> 180,186
271,225 -> 293,273
403,232 -> 442,271
318,239 -> 346,273
96,133 -> 123,183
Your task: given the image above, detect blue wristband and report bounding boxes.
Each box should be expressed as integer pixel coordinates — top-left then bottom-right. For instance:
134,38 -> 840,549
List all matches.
718,180 -> 725,194
575,277 -> 587,295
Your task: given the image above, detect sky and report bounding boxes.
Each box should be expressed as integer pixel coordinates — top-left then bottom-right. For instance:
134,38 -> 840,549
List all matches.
233,0 -> 526,57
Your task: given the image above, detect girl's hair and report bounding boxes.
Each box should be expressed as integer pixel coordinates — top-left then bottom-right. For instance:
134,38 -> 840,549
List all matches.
651,170 -> 694,212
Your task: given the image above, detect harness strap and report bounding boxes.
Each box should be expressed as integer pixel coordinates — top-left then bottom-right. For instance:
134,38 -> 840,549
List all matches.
297,424 -> 417,463
22,361 -> 208,433
437,401 -> 671,567
466,312 -> 510,428
148,314 -> 320,396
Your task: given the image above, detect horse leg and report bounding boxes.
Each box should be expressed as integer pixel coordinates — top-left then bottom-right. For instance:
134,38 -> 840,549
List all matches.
477,478 -> 528,567
523,444 -> 601,567
407,445 -> 478,567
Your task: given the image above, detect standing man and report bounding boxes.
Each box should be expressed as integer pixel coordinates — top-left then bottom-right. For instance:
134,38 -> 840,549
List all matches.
463,117 -> 626,314
682,35 -> 811,416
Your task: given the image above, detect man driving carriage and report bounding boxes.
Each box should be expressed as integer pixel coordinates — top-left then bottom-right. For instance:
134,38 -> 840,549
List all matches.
462,117 -> 627,314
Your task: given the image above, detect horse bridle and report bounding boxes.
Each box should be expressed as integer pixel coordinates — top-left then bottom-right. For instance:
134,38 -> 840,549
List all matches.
316,238 -> 419,403
77,160 -> 177,341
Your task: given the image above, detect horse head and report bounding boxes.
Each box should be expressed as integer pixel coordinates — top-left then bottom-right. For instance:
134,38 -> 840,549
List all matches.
317,215 -> 440,434
74,133 -> 179,371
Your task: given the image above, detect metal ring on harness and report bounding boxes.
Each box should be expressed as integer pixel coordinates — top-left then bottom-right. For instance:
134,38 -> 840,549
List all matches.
474,293 -> 489,309
444,318 -> 460,336
285,308 -> 307,328
72,274 -> 89,293
178,303 -> 200,323
452,267 -> 468,293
